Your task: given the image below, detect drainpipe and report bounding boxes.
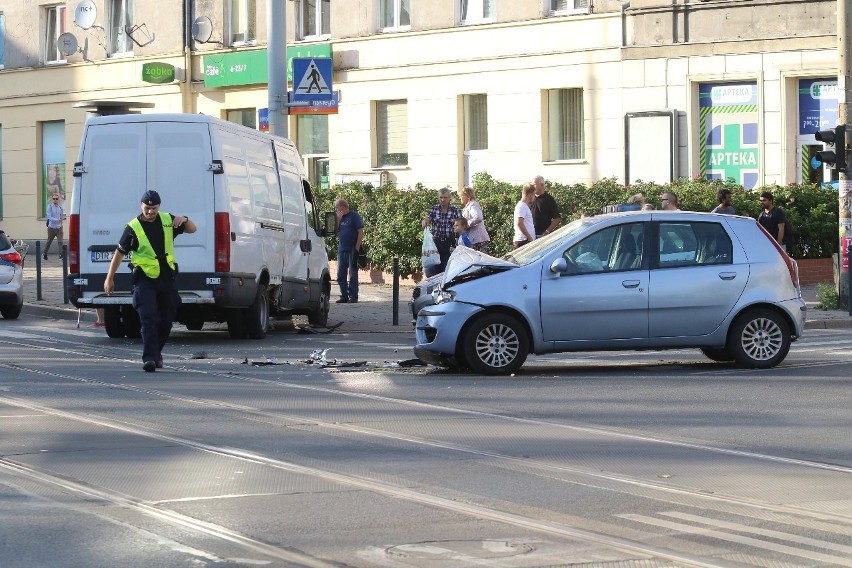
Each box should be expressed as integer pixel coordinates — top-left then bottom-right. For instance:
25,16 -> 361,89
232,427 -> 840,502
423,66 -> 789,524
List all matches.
621,1 -> 630,48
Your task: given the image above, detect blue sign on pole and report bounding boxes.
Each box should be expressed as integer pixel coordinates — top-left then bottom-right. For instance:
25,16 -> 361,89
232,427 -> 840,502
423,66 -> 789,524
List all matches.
291,58 -> 333,102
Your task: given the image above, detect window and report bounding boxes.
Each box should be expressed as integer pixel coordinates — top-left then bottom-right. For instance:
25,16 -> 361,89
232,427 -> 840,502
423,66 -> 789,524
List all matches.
546,88 -> 584,161
226,108 -> 257,129
298,0 -> 330,39
658,222 -> 732,268
41,121 -> 66,216
228,0 -> 257,45
549,0 -> 589,15
0,13 -> 6,69
108,0 -> 133,55
564,223 -> 644,274
380,0 -> 410,30
464,94 -> 488,151
296,115 -> 329,156
44,5 -> 67,63
376,100 -> 408,167
460,0 -> 495,23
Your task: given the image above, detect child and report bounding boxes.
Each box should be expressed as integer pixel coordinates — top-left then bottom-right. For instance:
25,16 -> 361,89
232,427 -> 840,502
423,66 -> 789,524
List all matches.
454,218 -> 472,248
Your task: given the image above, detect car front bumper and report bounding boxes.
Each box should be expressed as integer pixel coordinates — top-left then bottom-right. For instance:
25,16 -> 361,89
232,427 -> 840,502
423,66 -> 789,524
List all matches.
414,301 -> 484,363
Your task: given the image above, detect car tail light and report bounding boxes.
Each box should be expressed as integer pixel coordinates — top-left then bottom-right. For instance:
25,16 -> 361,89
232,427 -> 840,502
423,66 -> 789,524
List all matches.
68,214 -> 80,274
214,212 -> 230,272
0,251 -> 23,266
757,222 -> 799,290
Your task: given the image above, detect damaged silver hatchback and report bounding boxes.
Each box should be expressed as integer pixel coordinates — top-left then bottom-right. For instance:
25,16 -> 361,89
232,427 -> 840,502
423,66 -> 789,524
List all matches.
414,211 -> 807,375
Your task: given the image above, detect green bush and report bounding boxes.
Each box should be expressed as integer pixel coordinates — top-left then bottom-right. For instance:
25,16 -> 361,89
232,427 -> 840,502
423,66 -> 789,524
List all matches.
816,280 -> 839,310
314,175 -> 840,279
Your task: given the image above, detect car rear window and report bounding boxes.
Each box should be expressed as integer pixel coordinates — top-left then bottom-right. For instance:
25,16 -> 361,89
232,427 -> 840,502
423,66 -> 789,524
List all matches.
0,232 -> 11,250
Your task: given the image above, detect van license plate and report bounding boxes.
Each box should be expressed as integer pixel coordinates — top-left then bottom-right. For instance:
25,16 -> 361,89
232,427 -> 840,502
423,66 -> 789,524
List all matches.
91,251 -> 130,262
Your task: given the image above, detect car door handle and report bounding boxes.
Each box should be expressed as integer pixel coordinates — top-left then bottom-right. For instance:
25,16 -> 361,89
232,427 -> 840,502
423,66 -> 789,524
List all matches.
718,272 -> 737,280
622,280 -> 641,288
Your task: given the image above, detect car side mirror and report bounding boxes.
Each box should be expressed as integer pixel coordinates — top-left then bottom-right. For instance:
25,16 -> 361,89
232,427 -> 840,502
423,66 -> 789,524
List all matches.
550,257 -> 568,274
323,211 -> 338,237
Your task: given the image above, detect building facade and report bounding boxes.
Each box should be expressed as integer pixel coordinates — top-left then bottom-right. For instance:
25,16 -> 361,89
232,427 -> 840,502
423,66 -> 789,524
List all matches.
0,0 -> 840,238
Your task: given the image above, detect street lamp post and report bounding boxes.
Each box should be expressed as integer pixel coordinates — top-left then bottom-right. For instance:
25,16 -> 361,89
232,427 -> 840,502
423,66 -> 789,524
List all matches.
268,0 -> 288,139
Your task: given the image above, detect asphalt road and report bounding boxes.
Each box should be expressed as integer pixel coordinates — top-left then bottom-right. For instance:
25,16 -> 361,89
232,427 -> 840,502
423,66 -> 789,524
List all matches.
1,311 -> 851,567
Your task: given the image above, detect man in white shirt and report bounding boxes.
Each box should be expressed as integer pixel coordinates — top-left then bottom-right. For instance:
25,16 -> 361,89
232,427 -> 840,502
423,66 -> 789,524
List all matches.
513,183 -> 537,248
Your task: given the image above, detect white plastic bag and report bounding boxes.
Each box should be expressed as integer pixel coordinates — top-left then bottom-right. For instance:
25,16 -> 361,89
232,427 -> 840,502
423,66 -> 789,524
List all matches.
421,227 -> 440,270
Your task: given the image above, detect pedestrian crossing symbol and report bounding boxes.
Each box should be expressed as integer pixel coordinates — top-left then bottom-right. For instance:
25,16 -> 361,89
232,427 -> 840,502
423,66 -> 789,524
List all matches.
292,57 -> 333,102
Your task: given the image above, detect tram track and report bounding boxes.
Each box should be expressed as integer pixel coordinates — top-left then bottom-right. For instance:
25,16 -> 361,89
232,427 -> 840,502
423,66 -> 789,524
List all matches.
2,331 -> 851,566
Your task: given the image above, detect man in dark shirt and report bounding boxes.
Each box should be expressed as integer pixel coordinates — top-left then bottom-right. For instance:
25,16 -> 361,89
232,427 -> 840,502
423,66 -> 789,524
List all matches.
530,175 -> 561,237
334,198 -> 364,304
422,188 -> 462,277
757,191 -> 787,250
104,190 -> 196,372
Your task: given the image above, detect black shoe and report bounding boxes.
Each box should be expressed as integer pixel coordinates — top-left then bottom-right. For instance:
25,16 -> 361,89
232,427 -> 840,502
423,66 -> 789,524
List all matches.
143,361 -> 156,372
336,298 -> 348,304
59,254 -> 64,260
42,253 -> 48,260
349,298 -> 358,304
155,359 -> 163,369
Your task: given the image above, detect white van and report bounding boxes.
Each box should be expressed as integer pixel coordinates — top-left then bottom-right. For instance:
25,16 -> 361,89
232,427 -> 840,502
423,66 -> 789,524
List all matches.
66,113 -> 335,339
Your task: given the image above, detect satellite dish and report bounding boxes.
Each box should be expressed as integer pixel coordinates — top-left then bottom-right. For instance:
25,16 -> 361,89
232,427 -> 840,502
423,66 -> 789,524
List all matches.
191,16 -> 213,43
74,0 -> 97,30
57,32 -> 80,56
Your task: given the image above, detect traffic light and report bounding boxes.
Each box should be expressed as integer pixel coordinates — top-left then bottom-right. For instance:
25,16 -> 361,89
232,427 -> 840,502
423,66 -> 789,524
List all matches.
814,125 -> 847,172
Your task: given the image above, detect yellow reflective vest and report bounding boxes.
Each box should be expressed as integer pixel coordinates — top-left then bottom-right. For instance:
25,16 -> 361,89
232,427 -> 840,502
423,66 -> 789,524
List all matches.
128,212 -> 175,279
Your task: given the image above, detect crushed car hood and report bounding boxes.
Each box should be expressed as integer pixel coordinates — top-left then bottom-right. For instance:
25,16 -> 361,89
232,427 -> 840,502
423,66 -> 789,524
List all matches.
442,247 -> 517,286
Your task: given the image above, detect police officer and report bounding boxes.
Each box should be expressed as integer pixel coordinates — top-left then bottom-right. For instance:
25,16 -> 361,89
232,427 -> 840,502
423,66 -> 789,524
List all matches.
104,190 -> 196,372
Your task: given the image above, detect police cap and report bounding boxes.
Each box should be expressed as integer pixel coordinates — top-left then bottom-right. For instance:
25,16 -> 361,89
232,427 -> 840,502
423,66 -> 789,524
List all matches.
141,190 -> 161,206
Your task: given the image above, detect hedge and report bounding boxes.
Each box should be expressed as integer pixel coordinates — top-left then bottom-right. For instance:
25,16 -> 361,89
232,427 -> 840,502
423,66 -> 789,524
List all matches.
314,175 -> 839,279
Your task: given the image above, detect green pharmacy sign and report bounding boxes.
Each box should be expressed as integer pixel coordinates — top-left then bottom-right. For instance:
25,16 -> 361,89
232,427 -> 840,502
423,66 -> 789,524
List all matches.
142,62 -> 176,84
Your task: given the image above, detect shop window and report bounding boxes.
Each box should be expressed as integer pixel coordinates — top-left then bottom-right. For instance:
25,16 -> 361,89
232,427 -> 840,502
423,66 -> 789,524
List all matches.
228,0 -> 257,45
380,0 -> 410,30
0,13 -> 6,69
545,88 -> 584,161
41,121 -> 66,217
226,108 -> 257,129
296,115 -> 329,156
297,0 -> 331,39
376,100 -> 408,167
44,5 -> 67,63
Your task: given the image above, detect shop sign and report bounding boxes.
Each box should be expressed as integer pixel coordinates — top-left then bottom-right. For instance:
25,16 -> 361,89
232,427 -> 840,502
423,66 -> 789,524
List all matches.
142,62 -> 175,84
203,43 -> 332,88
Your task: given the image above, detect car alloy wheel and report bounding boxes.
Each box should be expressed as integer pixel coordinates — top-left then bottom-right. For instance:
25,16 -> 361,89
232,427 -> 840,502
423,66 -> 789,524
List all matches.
463,313 -> 529,375
729,308 -> 790,369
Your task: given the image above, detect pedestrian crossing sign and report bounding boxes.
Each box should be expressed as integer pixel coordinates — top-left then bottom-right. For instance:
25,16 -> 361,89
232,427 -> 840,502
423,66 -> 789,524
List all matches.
292,57 -> 333,102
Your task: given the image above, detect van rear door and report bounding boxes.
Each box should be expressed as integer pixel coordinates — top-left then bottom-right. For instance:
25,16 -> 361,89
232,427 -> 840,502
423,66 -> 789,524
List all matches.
78,120 -> 213,281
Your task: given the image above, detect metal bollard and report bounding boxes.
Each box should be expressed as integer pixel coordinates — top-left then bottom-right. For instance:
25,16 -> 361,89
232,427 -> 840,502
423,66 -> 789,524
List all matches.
36,241 -> 43,301
62,244 -> 69,304
392,257 -> 399,326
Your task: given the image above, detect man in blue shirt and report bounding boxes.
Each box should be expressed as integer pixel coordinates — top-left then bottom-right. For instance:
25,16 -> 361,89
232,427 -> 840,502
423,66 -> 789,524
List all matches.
334,198 -> 364,304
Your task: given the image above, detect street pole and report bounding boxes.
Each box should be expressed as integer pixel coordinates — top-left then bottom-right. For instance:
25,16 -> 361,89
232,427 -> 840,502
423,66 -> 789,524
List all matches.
268,0 -> 288,138
839,0 -> 852,305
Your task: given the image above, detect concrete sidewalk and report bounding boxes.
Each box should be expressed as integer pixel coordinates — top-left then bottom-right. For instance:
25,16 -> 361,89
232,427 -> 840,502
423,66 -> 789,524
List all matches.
19,257 -> 852,331
21,260 -> 415,333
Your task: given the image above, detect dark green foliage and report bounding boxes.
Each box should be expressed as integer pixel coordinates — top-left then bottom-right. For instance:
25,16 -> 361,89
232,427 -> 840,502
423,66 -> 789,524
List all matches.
314,175 -> 840,279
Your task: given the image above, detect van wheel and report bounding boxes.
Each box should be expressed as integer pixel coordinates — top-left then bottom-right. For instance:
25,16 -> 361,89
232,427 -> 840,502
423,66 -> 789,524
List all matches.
227,309 -> 248,339
728,308 -> 791,369
308,287 -> 330,327
463,313 -> 529,375
103,306 -> 125,338
246,284 -> 269,339
121,305 -> 141,338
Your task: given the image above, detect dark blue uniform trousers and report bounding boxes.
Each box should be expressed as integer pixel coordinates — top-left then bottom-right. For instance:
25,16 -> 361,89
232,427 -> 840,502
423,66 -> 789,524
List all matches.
132,274 -> 181,364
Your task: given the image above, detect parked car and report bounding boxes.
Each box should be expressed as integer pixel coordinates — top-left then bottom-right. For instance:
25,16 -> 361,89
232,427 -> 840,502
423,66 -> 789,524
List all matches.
0,231 -> 25,320
410,272 -> 443,323
414,211 -> 806,375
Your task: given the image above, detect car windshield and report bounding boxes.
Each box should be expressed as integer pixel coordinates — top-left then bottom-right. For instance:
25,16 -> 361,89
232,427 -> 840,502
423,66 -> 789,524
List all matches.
503,217 -> 598,266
